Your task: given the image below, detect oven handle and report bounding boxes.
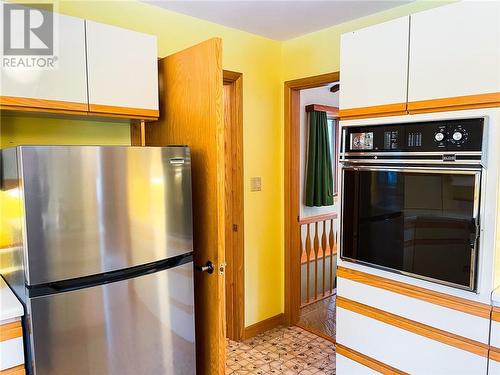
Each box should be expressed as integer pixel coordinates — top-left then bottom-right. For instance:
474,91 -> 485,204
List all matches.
469,217 -> 480,290
341,165 -> 482,174
470,218 -> 480,247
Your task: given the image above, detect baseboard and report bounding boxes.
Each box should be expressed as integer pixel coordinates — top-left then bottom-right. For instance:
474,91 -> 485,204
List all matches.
243,313 -> 284,340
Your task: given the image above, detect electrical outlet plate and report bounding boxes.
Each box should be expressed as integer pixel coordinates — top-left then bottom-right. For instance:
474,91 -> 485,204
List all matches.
250,177 -> 262,192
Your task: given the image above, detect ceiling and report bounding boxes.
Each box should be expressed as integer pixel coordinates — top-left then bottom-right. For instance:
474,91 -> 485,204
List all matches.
144,1 -> 412,41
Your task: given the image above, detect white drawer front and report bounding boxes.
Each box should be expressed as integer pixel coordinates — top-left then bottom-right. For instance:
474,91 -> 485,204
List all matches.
489,358 -> 500,375
336,353 -> 380,375
491,320 -> 500,349
337,277 -> 490,344
0,337 -> 24,370
337,307 -> 487,374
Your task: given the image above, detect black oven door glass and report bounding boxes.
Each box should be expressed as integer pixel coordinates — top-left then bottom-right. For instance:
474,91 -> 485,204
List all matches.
342,169 -> 479,289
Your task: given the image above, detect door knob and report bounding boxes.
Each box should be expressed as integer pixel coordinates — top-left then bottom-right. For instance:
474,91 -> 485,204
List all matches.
196,261 -> 214,274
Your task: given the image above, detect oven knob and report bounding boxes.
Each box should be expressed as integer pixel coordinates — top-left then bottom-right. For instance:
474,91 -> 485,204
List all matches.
434,132 -> 445,142
452,131 -> 463,141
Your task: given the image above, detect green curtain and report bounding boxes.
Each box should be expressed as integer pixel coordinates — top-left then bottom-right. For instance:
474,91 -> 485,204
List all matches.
305,110 -> 333,207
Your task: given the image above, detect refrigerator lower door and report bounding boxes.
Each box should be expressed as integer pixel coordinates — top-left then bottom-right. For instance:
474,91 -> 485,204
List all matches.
27,262 -> 195,375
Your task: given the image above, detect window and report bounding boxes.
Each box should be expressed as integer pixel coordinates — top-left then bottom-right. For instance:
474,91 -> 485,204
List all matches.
327,117 -> 338,195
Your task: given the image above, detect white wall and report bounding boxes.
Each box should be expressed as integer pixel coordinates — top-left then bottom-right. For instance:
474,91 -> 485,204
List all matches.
299,85 -> 339,219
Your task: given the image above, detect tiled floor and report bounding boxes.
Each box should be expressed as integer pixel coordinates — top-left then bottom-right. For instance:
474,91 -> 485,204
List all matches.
226,326 -> 336,374
299,292 -> 336,340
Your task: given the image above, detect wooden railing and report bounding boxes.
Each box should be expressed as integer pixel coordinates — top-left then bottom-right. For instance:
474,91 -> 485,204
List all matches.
299,213 -> 338,307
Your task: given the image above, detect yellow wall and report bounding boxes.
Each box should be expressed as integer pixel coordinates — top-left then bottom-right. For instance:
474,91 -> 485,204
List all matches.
0,116 -> 130,147
1,0 -> 456,327
1,0 -> 283,327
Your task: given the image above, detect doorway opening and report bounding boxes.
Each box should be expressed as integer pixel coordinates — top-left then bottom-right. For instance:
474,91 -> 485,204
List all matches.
223,70 -> 245,342
284,72 -> 340,344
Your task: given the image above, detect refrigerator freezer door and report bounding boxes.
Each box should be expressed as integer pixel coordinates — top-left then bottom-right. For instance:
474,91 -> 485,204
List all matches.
28,262 -> 195,375
18,146 -> 193,285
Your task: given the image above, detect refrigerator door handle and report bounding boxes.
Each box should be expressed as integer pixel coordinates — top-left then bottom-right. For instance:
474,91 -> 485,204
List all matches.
196,261 -> 215,274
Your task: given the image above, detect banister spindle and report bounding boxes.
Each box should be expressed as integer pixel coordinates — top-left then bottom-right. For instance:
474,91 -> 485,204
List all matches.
305,224 -> 311,304
329,219 -> 334,293
313,222 -> 319,301
321,220 -> 327,296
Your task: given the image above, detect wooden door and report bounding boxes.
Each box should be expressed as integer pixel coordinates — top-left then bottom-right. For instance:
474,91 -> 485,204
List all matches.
143,38 -> 226,375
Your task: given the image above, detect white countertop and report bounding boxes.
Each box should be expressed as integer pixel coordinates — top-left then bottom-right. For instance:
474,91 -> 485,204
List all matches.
0,276 -> 23,322
493,286 -> 500,307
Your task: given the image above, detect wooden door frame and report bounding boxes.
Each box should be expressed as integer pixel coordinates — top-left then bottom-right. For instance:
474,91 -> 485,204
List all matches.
284,72 -> 340,326
223,70 -> 245,341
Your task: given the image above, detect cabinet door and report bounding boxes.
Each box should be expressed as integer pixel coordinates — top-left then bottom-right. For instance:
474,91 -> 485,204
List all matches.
339,17 -> 410,119
0,9 -> 88,112
85,20 -> 159,118
408,1 -> 500,111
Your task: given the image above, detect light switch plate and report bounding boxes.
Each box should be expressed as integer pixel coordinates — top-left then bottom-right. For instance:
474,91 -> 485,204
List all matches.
250,177 -> 262,192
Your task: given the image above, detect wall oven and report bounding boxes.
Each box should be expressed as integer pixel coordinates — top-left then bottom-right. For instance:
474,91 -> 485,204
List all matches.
340,118 -> 484,291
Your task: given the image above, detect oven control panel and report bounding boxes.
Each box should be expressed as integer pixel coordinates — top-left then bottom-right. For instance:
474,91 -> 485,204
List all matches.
345,118 -> 483,153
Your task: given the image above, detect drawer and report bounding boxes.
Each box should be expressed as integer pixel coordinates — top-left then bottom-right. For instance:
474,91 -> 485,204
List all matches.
489,357 -> 500,375
337,304 -> 488,374
336,353 -> 380,375
337,276 -> 490,344
0,337 -> 24,371
491,317 -> 500,349
0,365 -> 25,375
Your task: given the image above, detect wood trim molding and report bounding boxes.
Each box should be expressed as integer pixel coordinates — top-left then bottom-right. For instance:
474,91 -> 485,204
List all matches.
336,343 -> 408,375
337,266 -> 492,319
284,71 -> 340,326
408,92 -> 500,114
130,120 -> 146,146
0,104 -> 90,117
305,104 -> 339,118
222,70 -> 245,342
299,213 -> 337,225
89,103 -> 159,119
0,365 -> 25,375
285,72 -> 340,90
0,96 -> 158,120
0,95 -> 88,112
223,69 -> 242,84
0,321 -> 22,342
492,307 -> 500,322
490,347 -> 500,363
339,102 -> 407,120
337,296 -> 489,358
243,313 -> 284,340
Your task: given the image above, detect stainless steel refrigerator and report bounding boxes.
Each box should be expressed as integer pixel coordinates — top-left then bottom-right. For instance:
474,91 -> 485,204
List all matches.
1,146 -> 195,375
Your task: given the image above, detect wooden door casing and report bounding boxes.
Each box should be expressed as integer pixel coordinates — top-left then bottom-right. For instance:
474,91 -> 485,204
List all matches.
223,71 -> 244,342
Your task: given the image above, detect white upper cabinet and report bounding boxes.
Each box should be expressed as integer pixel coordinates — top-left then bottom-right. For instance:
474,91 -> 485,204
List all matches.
85,20 -> 159,116
408,1 -> 500,103
0,10 -> 88,109
340,17 -> 410,113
